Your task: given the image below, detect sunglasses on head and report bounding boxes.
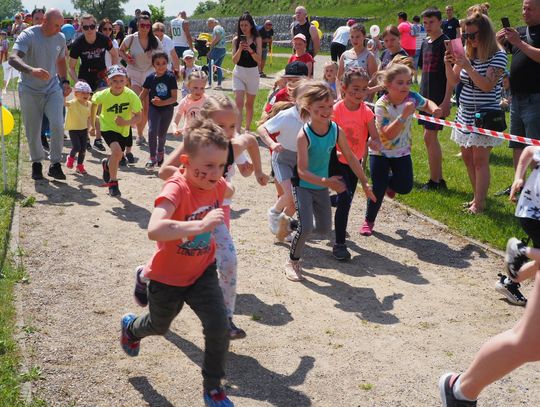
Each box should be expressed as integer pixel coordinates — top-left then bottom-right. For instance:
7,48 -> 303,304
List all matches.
463,31 -> 479,40
139,23 -> 152,28
82,24 -> 96,31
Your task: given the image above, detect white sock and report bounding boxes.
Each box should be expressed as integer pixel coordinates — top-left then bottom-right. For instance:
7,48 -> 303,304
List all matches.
504,276 -> 515,285
453,375 -> 476,402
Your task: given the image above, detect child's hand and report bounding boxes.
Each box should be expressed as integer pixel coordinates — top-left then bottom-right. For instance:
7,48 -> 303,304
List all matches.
362,183 -> 377,203
151,96 -> 163,106
510,179 -> 524,202
173,129 -> 182,137
432,107 -> 443,118
201,208 -> 224,231
88,126 -> 96,138
255,171 -> 269,186
402,102 -> 416,118
368,138 -> 383,151
115,116 -> 129,126
444,51 -> 456,65
237,161 -> 254,175
325,176 -> 346,193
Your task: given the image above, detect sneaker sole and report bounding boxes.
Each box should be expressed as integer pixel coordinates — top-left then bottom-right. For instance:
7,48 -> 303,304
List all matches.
438,373 -> 454,407
495,281 -> 526,306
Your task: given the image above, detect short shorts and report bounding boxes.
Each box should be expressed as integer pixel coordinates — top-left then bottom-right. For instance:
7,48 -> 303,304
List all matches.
271,149 -> 297,183
126,67 -> 154,88
232,65 -> 260,95
102,130 -> 128,151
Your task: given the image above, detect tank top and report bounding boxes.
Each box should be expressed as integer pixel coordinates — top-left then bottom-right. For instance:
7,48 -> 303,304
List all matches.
342,48 -> 371,72
126,33 -> 162,72
170,18 -> 189,47
293,21 -> 313,53
237,42 -> 258,68
299,121 -> 338,190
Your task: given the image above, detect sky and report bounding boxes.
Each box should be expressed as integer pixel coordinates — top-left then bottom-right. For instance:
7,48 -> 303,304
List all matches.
21,0 -> 201,17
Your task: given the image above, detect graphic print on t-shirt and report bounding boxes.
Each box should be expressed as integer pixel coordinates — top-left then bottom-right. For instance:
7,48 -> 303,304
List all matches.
177,202 -> 220,256
156,82 -> 168,97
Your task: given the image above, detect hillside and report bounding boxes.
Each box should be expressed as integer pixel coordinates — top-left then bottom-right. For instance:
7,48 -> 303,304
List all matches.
193,0 -> 523,32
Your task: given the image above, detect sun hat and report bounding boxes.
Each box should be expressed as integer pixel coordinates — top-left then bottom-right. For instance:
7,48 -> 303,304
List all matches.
182,49 -> 195,59
107,65 -> 127,79
283,61 -> 308,77
74,81 -> 92,93
293,33 -> 307,42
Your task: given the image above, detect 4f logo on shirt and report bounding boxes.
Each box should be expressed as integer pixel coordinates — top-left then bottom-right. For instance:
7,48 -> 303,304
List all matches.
106,103 -> 129,114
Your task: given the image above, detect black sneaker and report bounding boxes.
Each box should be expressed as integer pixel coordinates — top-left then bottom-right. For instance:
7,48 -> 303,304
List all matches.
31,162 -> 43,180
126,152 -> 135,164
505,237 -> 528,279
495,274 -> 527,306
86,141 -> 93,151
332,243 -> 351,261
422,179 -> 447,191
41,135 -> 50,151
47,163 -> 66,180
108,180 -> 121,197
133,266 -> 148,307
229,318 -> 246,340
93,138 -> 106,152
119,155 -> 127,167
494,185 -> 512,197
101,158 -> 110,183
439,373 -> 477,407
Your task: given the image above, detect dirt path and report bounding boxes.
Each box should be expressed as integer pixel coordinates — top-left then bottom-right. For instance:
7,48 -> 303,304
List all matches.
12,60 -> 540,406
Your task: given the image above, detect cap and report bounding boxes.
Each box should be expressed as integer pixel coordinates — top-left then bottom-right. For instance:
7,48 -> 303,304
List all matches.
283,61 -> 308,77
347,19 -> 356,26
182,49 -> 195,59
264,20 -> 272,25
74,81 -> 92,93
113,20 -> 124,26
107,65 -> 127,79
293,33 -> 307,42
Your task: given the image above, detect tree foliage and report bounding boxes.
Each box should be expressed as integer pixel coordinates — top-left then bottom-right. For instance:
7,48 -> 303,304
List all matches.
0,0 -> 23,20
148,0 -> 165,23
193,0 -> 219,16
71,0 -> 128,21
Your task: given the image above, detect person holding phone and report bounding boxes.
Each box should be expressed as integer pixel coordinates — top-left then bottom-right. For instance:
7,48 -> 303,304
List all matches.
232,12 -> 262,133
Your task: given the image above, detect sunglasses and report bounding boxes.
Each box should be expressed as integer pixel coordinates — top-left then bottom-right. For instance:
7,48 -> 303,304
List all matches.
139,23 -> 152,29
463,31 -> 479,40
153,28 -> 164,32
82,24 -> 96,31
101,27 -> 113,31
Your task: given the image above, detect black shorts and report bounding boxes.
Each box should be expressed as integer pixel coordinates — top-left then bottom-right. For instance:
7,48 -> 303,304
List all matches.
519,217 -> 540,249
418,112 -> 444,131
101,130 -> 128,151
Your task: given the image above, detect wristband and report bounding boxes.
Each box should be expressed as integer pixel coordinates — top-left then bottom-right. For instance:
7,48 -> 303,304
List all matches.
397,115 -> 406,124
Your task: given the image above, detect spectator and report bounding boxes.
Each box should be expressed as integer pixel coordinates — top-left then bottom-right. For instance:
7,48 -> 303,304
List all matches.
500,71 -> 511,112
170,10 -> 193,59
113,20 -> 125,45
207,17 -> 227,89
31,8 -> 45,26
380,25 -> 409,70
0,32 -> 8,64
232,12 -> 262,132
152,22 -> 181,74
258,19 -> 274,77
412,15 -> 427,82
443,5 -> 461,39
264,61 -> 308,113
331,19 -> 355,62
98,19 -> 118,69
337,23 -> 377,82
291,6 -> 320,56
128,9 -> 141,34
11,14 -> 28,39
397,11 -> 417,57
289,34 -> 314,77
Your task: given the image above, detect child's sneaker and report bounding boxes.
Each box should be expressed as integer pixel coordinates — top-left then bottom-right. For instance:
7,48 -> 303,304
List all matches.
203,387 -> 234,407
439,373 -> 477,407
267,207 -> 280,234
119,155 -> 127,166
66,155 -> 75,169
276,213 -> 292,242
108,180 -> 121,197
101,158 -> 110,183
229,318 -> 246,340
145,159 -> 156,170
385,188 -> 396,199
495,274 -> 527,306
157,152 -> 164,167
360,220 -> 374,236
285,259 -> 304,282
120,313 -> 140,357
133,265 -> 148,307
126,152 -> 135,164
332,243 -> 351,261
76,164 -> 87,174
505,237 -> 528,279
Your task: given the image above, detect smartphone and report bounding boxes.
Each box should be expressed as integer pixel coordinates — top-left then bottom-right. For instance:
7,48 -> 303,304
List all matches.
240,34 -> 247,43
501,17 -> 511,28
444,39 -> 450,51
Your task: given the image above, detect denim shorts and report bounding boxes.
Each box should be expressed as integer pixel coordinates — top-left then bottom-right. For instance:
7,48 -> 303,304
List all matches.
509,93 -> 540,149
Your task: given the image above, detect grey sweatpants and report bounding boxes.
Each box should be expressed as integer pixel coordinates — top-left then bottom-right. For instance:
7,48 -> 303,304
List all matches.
290,186 -> 332,260
19,87 -> 64,164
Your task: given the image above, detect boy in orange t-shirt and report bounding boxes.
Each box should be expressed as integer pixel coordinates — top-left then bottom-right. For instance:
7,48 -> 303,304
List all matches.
120,119 -> 235,406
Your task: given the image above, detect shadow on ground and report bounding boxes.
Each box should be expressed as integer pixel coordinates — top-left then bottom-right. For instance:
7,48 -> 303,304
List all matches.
235,293 -> 293,326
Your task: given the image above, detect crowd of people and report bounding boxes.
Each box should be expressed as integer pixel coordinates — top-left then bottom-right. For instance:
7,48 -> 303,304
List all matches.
3,1 -> 540,406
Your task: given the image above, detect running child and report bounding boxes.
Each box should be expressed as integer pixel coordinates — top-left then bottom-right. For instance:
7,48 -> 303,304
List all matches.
180,49 -> 202,98
120,119 -> 235,407
322,61 -> 338,99
90,65 -> 142,197
361,63 -> 441,236
331,68 -> 381,260
140,51 -> 178,169
172,70 -> 208,136
65,81 -> 93,175
285,81 -> 376,282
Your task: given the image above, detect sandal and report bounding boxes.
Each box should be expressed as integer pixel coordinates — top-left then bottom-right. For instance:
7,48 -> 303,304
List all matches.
461,201 -> 473,208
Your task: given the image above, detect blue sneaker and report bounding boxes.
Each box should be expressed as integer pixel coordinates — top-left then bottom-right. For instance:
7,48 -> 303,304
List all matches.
203,388 -> 234,407
120,313 -> 140,357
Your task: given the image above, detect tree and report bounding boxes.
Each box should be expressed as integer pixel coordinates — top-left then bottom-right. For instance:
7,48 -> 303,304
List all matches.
193,0 -> 218,16
148,0 -> 165,23
0,0 -> 23,20
71,0 -> 128,21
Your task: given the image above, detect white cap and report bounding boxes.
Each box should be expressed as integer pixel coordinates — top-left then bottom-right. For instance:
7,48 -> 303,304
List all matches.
74,81 -> 92,93
107,65 -> 127,79
182,49 -> 195,59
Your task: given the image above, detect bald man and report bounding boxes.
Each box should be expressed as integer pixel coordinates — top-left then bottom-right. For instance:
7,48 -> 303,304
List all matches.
290,6 -> 320,56
9,9 -> 71,180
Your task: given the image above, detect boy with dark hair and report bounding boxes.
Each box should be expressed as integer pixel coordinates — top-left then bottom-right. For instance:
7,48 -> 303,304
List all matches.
418,7 -> 452,190
120,118 -> 234,407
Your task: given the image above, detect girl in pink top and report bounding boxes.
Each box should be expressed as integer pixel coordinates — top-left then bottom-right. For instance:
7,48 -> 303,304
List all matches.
331,68 -> 381,261
172,71 -> 208,136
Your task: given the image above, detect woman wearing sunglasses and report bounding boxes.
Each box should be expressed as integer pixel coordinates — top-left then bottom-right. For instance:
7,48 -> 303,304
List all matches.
119,11 -> 163,146
444,13 -> 507,214
99,19 -> 119,69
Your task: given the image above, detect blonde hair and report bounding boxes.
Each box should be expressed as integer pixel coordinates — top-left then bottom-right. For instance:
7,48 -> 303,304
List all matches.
297,81 -> 334,121
376,63 -> 413,88
184,118 -> 228,156
200,95 -> 238,119
187,70 -> 208,85
324,61 -> 338,71
389,54 -> 415,70
464,13 -> 501,61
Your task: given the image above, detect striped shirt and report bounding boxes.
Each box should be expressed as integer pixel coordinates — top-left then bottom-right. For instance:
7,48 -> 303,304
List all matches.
458,50 -> 507,108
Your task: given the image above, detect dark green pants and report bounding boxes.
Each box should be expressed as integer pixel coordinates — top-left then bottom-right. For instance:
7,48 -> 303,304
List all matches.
129,263 -> 230,390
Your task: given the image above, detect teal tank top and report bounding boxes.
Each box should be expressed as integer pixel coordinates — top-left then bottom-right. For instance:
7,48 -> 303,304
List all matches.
299,121 -> 338,190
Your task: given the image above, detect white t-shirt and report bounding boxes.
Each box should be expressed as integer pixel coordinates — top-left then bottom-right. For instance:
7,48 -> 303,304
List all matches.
516,148 -> 540,220
263,106 -> 304,152
171,18 -> 189,47
333,26 -> 350,46
160,34 -> 175,69
105,38 -> 119,69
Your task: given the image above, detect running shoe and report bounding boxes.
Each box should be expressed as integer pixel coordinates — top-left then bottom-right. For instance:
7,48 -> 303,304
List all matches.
126,152 -> 135,164
285,259 -> 304,282
66,155 -> 75,169
101,158 -> 110,183
360,220 -> 374,237
145,159 -> 156,170
439,373 -> 477,407
332,244 -> 351,261
93,138 -> 106,152
421,179 -> 448,191
135,137 -> 146,146
229,318 -> 246,340
385,188 -> 396,199
119,155 -> 127,167
76,164 -> 87,175
108,180 -> 121,197
133,266 -> 148,307
495,274 -> 527,306
47,163 -> 66,180
203,387 -> 234,407
31,162 -> 43,180
267,207 -> 280,235
505,237 -> 528,279
86,141 -> 92,151
120,313 -> 140,357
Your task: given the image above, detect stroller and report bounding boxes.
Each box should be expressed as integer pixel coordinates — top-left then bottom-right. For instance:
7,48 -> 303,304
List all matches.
195,33 -> 216,81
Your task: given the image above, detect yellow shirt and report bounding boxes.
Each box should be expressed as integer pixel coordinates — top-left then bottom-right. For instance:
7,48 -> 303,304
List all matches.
91,87 -> 142,137
65,99 -> 91,131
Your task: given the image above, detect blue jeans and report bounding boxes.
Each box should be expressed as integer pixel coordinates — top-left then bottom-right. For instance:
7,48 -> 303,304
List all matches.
509,93 -> 540,149
365,154 -> 413,223
208,47 -> 227,85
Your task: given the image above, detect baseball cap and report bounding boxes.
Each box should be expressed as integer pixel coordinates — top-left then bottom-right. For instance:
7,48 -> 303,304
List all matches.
182,49 -> 195,59
347,19 -> 356,26
107,65 -> 127,79
264,20 -> 272,25
113,20 -> 124,26
283,61 -> 308,78
293,33 -> 307,42
74,81 -> 92,93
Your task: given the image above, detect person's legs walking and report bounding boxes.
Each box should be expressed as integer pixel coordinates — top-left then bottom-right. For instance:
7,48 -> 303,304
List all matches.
20,90 -> 47,163
44,88 -> 65,165
424,127 -> 443,184
365,154 -> 390,223
471,146 -> 492,212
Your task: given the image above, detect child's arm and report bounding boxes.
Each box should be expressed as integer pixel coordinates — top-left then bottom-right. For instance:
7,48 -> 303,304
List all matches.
88,103 -> 98,137
224,181 -> 235,200
232,132 -> 269,185
148,199 -> 224,241
422,98 -> 443,118
336,128 -> 377,202
296,129 -> 346,193
151,89 -> 178,107
256,124 -> 284,152
366,119 -> 383,151
158,143 -> 185,180
140,88 -> 150,113
379,102 -> 416,140
115,111 -> 142,127
172,102 -> 185,135
510,146 -> 539,201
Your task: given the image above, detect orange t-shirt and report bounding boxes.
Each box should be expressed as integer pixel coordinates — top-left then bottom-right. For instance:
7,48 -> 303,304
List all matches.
145,172 -> 227,287
332,100 -> 374,164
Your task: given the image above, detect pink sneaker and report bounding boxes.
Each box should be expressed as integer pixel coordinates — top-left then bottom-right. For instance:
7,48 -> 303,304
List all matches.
76,164 -> 87,174
385,188 -> 396,199
66,155 -> 75,169
360,220 -> 374,236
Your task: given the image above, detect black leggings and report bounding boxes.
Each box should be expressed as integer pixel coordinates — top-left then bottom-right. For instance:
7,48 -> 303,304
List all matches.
519,217 -> 540,249
334,161 -> 359,244
330,42 -> 347,62
69,129 -> 87,165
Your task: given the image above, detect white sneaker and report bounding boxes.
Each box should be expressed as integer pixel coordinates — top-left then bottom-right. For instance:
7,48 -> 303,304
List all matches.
267,207 -> 280,234
276,213 -> 292,242
285,259 -> 304,282
284,232 -> 294,243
